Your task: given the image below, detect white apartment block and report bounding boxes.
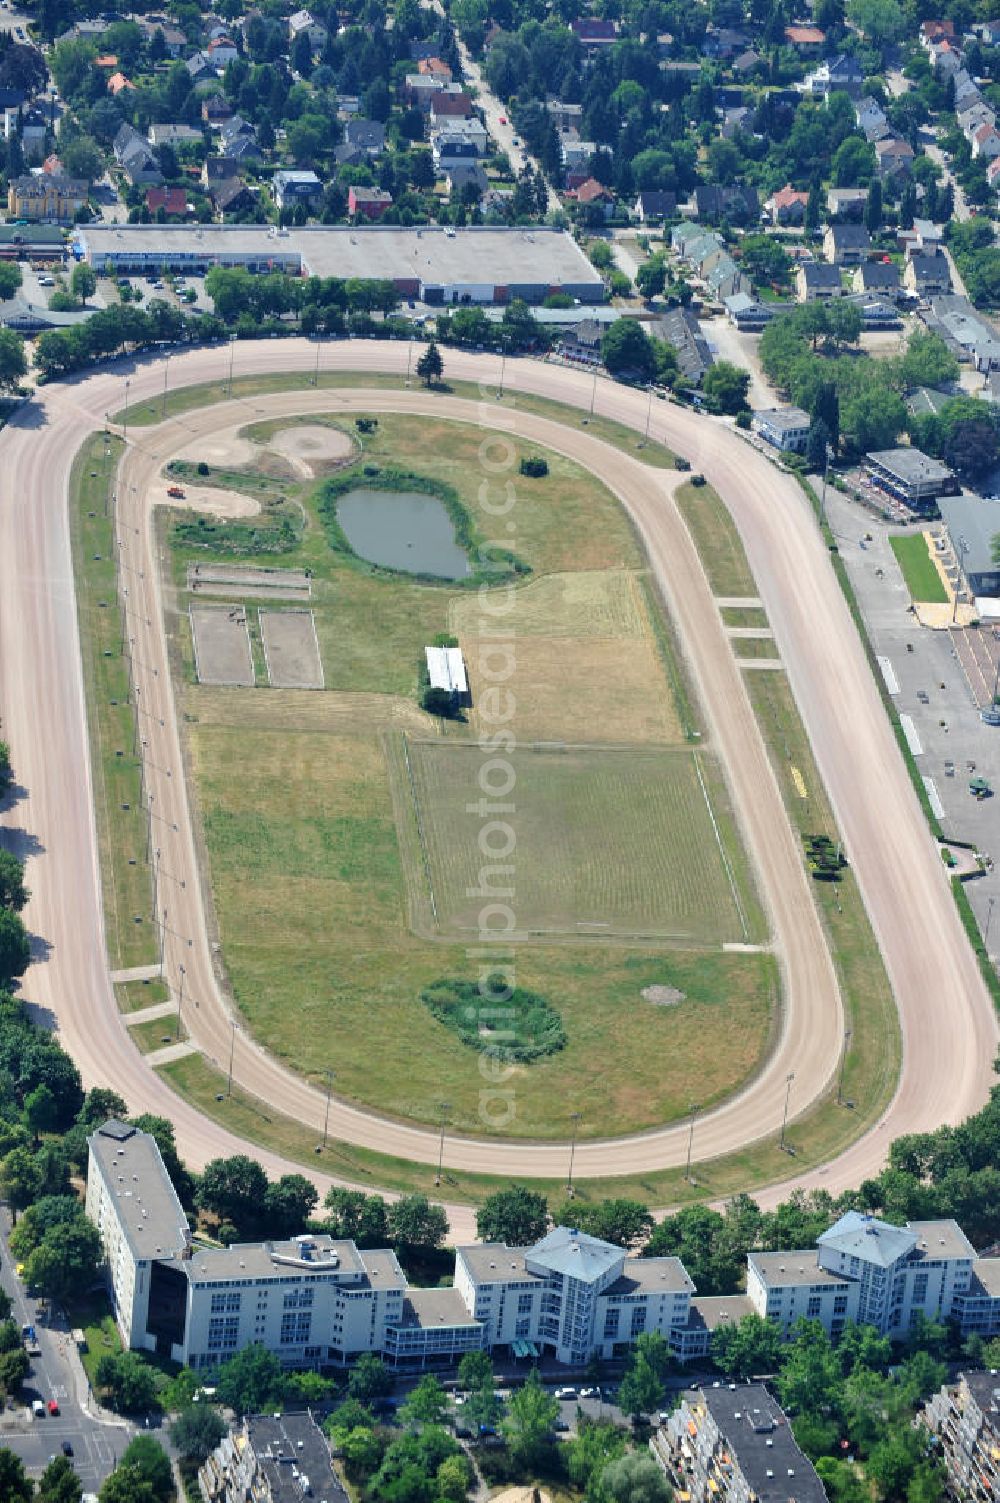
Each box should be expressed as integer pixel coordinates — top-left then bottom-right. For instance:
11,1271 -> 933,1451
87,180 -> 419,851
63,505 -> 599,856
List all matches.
455,1227 -> 695,1365
747,1211 -> 997,1341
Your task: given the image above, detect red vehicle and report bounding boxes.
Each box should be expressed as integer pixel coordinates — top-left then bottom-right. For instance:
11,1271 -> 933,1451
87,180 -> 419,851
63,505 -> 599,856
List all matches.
47,1400 -> 59,1415
166,485 -> 186,498
499,115 -> 506,124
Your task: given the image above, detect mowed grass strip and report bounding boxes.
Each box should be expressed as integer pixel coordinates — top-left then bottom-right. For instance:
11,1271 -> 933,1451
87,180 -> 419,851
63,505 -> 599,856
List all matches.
189,715 -> 775,1138
675,480 -> 756,598
70,434 -> 157,972
401,739 -> 758,945
890,533 -> 948,604
115,978 -> 169,1014
742,668 -> 900,1124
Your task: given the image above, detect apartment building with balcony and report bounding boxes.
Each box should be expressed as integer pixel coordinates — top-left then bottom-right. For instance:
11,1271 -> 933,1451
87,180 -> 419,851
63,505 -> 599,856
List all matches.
652,1384 -> 829,1503
921,1370 -> 1000,1502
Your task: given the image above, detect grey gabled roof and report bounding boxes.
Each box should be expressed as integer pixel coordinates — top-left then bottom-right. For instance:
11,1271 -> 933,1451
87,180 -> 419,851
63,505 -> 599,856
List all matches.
818,1211 -> 916,1268
525,1226 -> 624,1283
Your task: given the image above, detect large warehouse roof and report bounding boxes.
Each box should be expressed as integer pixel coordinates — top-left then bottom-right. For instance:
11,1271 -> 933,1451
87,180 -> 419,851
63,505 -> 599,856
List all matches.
75,224 -> 604,297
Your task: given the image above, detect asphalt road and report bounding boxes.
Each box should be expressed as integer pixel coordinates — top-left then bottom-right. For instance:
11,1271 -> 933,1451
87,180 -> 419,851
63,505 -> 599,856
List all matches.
0,1213 -> 131,1490
0,341 -> 996,1241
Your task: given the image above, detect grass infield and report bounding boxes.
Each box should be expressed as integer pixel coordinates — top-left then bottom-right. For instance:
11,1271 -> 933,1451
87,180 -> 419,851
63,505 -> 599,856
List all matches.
889,532 -> 948,605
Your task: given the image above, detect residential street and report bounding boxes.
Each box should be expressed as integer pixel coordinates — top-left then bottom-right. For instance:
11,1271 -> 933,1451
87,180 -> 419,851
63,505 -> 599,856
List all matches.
0,1212 -> 132,1491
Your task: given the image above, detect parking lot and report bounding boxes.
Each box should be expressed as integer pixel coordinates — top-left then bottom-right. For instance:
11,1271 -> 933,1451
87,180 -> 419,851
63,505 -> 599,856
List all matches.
826,487 -> 1000,955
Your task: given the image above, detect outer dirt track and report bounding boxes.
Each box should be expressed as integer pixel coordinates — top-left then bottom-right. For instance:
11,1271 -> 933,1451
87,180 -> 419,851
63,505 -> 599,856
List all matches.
0,341 -> 995,1241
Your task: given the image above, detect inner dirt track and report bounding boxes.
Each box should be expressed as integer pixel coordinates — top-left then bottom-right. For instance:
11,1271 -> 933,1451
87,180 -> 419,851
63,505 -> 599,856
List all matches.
0,340 -> 995,1241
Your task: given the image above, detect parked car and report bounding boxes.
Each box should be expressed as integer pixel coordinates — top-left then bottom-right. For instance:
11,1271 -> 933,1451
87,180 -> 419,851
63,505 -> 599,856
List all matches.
554,1386 -> 577,1400
580,1386 -> 600,1399
47,1400 -> 59,1416
61,1441 -> 73,1457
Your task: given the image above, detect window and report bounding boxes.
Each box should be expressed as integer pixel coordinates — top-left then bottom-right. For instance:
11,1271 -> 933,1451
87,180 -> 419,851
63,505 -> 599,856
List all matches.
604,1309 -> 620,1339
518,1293 -> 533,1313
210,1292 -> 241,1313
807,1297 -> 821,1318
630,1306 -> 647,1336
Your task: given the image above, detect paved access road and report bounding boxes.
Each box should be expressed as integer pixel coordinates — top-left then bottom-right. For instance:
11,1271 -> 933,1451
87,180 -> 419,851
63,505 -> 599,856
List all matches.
0,342 -> 995,1241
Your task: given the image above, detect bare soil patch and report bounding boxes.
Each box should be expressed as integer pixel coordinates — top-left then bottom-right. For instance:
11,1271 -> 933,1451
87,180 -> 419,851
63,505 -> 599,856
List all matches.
187,564 -> 311,601
155,480 -> 261,520
190,606 -> 255,686
268,424 -> 355,476
260,609 -> 324,689
175,433 -> 260,470
643,984 -> 686,1006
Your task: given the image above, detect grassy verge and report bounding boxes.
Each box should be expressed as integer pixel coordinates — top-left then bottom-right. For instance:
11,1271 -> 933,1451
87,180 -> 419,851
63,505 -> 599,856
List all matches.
742,669 -> 900,1120
675,481 -> 757,597
70,434 -> 157,972
115,978 -> 168,1014
732,637 -> 780,660
128,1015 -> 182,1053
890,533 -> 947,604
114,369 -> 676,469
66,1293 -> 122,1389
721,606 -> 769,628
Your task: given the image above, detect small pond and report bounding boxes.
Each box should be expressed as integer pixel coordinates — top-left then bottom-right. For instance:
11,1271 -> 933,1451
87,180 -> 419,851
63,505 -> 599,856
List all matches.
336,489 -> 471,579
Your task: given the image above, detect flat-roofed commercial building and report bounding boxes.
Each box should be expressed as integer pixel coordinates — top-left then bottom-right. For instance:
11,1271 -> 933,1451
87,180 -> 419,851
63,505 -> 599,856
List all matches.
864,447 -> 959,509
73,224 -> 605,304
752,406 -> 811,453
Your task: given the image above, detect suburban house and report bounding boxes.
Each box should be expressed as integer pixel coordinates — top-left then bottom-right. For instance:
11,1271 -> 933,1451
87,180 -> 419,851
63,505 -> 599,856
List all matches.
348,185 -> 393,220
429,91 -> 474,125
854,260 -> 900,296
113,123 -> 162,186
656,307 -> 714,385
796,262 -> 842,300
922,1371 -> 1000,1501
766,184 -> 809,225
823,223 -> 871,264
784,23 -> 825,53
904,254 -> 952,299
272,169 -> 323,213
343,118 -> 387,156
571,17 -> 617,46
7,174 -> 88,224
802,53 -> 864,97
211,178 -> 255,217
288,9 -> 328,51
185,51 -> 217,83
148,123 -> 202,150
145,186 -> 188,217
202,93 -> 233,126
752,407 -> 811,453
445,164 -> 487,200
875,136 -> 915,178
972,123 -> 1000,160
864,449 -> 958,510
634,190 -> 677,223
652,1386 -> 829,1503
207,36 -> 239,66
546,99 -> 583,133
693,184 -> 759,222
202,155 -> 237,186
827,187 -> 868,219
856,96 -> 889,141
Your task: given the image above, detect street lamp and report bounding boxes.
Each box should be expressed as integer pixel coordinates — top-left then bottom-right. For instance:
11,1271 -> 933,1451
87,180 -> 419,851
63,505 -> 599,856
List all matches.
227,1019 -> 237,1097
322,1069 -> 335,1148
779,1072 -> 795,1152
836,1028 -> 852,1107
435,1101 -> 451,1186
405,338 -> 414,387
684,1101 -> 699,1183
161,355 -> 169,420
566,1111 -> 582,1195
227,334 -> 236,399
312,335 -> 321,388
175,964 -> 186,1041
986,895 -> 996,952
123,378 -> 131,442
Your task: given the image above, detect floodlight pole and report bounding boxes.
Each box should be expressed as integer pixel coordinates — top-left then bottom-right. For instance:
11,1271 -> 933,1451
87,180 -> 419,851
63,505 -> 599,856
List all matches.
779,1072 -> 795,1150
322,1069 -> 335,1147
566,1111 -> 582,1195
684,1101 -> 699,1183
227,1019 -> 236,1097
836,1029 -> 852,1107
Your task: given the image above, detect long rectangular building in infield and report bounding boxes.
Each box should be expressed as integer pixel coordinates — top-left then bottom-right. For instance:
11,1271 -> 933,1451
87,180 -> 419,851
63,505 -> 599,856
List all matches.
72,224 -> 606,305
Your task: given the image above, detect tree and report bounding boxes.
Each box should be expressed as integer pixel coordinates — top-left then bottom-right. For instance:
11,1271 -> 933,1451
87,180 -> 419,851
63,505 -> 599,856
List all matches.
551,1198 -> 653,1249
711,1312 -> 784,1379
846,0 -> 904,47
23,1216 -> 102,1302
476,1187 -> 549,1246
567,1419 -> 627,1493
740,235 -> 792,287
170,1404 -> 226,1465
399,1374 -> 449,1429
645,1204 -> 743,1295
601,319 -> 655,381
776,1320 -> 843,1419
262,1173 -> 317,1238
77,1088 -> 128,1128
596,1453 -> 672,1503
214,1344 -> 285,1415
825,300 -> 863,349
94,1352 -> 158,1414
0,910 -> 30,984
435,1453 -> 471,1503
388,1194 -> 448,1253
504,1369 -> 559,1468
457,1350 -> 494,1393
0,851 -> 28,912
0,1449 -> 33,1503
118,1438 -> 172,1503
416,342 -> 443,385
618,1337 -> 669,1425
702,361 -> 751,415
0,263 -> 21,301
70,262 -> 97,307
636,257 -> 667,301
98,1465 -> 156,1503
197,1155 -> 269,1232
37,1454 -> 82,1503
25,1083 -> 59,1140
61,136 -> 103,182
323,1188 -> 391,1246
348,1352 -> 393,1404
0,1147 -> 42,1221
865,178 -> 883,235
